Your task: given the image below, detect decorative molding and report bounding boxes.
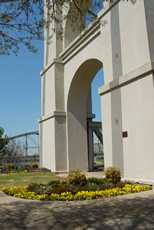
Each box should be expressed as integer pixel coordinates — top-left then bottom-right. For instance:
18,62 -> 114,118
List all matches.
39,111 -> 66,123
99,62 -> 154,95
59,22 -> 101,63
40,58 -> 63,77
40,0 -> 121,75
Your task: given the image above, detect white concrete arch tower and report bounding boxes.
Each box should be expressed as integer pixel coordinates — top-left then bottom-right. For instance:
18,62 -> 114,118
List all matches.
40,0 -> 154,182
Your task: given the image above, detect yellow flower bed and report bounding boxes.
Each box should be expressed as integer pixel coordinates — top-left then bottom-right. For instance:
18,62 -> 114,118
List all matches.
3,184 -> 152,201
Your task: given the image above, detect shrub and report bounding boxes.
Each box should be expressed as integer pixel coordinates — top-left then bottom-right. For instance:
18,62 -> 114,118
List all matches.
31,163 -> 39,169
105,167 -> 121,185
82,183 -> 99,191
27,183 -> 45,194
67,184 -> 84,194
47,180 -> 61,186
16,165 -> 24,172
116,181 -> 131,188
67,170 -> 87,186
86,177 -> 115,191
24,164 -> 32,172
48,181 -> 68,194
46,180 -> 68,194
27,180 -> 68,195
87,177 -> 107,185
7,163 -> 15,172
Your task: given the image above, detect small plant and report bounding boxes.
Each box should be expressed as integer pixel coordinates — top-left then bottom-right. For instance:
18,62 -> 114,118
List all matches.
105,167 -> 121,185
27,180 -> 68,195
83,183 -> 99,191
32,162 -> 39,169
16,165 -> 24,172
47,181 -> 68,194
47,180 -> 61,186
24,164 -> 32,172
87,177 -> 107,185
47,180 -> 67,194
27,183 -> 45,194
7,163 -> 15,172
67,170 -> 87,186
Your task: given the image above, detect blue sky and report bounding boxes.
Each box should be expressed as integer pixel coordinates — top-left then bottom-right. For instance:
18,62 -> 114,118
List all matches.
92,70 -> 104,121
0,43 -> 43,136
0,44 -> 103,137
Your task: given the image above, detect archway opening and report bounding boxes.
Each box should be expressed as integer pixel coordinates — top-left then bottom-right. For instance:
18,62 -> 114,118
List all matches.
64,1 -> 85,48
91,69 -> 104,170
67,59 -> 104,171
64,0 -> 104,48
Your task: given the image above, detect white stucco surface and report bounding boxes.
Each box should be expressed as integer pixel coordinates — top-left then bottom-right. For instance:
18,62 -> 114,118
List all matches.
121,74 -> 154,181
40,0 -> 154,181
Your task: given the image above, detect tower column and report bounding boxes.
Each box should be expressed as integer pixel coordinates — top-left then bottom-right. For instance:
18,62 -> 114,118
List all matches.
40,60 -> 67,172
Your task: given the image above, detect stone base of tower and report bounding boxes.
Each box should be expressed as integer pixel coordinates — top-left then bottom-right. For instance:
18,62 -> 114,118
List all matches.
39,112 -> 67,172
39,111 -> 89,173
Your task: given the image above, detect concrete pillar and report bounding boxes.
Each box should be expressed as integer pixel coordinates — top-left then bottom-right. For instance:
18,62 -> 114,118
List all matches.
87,89 -> 95,171
40,61 -> 67,172
99,3 -> 124,174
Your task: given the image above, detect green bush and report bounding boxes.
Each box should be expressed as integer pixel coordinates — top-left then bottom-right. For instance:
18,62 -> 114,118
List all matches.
105,167 -> 121,185
67,170 -> 87,186
87,177 -> 107,185
67,184 -> 84,194
24,164 -> 32,172
26,173 -> 123,196
82,183 -> 99,191
31,163 -> 39,169
27,183 -> 45,194
46,180 -> 67,194
16,165 -> 25,172
7,163 -> 15,172
27,180 -> 68,195
47,180 -> 61,186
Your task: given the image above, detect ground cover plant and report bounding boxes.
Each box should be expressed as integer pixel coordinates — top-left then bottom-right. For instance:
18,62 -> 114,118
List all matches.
2,168 -> 152,201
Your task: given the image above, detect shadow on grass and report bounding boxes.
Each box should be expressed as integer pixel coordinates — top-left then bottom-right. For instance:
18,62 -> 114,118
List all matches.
0,193 -> 154,229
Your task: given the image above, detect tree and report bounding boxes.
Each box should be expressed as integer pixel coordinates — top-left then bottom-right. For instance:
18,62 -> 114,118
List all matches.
0,128 -> 24,163
0,0 -> 105,55
0,127 -> 8,152
2,139 -> 25,158
0,0 -> 44,55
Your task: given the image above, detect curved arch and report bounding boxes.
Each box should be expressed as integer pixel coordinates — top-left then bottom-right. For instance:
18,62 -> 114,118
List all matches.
66,58 -> 103,171
67,58 -> 103,112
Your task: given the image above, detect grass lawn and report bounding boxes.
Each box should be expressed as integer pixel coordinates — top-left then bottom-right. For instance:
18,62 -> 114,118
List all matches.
0,172 -> 57,189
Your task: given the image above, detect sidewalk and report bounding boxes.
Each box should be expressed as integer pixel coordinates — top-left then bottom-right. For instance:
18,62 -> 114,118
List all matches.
0,190 -> 154,229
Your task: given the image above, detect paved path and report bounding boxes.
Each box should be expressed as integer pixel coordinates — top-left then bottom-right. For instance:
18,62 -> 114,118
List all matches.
0,190 -> 154,230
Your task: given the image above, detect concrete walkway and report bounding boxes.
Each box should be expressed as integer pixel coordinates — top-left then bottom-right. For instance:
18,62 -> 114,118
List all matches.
0,190 -> 154,230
